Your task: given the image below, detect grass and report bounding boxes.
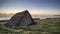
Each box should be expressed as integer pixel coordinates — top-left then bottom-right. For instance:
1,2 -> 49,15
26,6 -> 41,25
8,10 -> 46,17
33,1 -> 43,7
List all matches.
0,18 -> 60,34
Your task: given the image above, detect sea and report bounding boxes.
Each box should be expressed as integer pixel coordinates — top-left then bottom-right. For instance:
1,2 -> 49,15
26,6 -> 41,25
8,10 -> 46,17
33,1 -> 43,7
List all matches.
0,15 -> 60,20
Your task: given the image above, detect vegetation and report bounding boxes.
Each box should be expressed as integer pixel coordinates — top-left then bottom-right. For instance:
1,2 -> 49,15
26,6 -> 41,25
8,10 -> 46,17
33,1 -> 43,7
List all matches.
0,18 -> 60,34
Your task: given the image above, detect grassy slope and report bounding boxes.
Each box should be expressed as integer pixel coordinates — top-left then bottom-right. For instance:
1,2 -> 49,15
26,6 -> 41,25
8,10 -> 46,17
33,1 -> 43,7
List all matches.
0,18 -> 60,34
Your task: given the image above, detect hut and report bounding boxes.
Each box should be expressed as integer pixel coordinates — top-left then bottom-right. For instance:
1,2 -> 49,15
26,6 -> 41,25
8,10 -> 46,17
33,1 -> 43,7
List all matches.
5,10 -> 34,27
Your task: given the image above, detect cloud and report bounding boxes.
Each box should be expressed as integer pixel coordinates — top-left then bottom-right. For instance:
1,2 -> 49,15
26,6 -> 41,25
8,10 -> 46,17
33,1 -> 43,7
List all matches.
0,8 -> 60,16
29,9 -> 60,16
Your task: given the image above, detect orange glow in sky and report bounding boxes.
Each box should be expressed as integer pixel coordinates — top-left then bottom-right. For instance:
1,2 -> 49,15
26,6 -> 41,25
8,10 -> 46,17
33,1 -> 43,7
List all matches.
0,8 -> 60,16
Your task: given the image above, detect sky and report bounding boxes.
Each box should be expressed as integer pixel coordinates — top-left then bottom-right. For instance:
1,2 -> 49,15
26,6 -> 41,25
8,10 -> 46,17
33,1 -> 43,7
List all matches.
0,0 -> 60,16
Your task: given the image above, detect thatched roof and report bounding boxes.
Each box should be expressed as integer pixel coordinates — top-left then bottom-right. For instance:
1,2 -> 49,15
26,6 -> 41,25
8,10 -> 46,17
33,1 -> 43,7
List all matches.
5,10 -> 34,27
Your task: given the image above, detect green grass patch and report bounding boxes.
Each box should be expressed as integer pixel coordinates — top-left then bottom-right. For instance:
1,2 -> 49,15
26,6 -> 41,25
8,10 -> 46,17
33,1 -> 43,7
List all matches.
0,18 -> 60,34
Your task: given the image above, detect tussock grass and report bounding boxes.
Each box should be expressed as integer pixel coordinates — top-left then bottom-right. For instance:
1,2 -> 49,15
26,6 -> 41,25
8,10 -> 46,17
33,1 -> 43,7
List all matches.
0,18 -> 60,34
